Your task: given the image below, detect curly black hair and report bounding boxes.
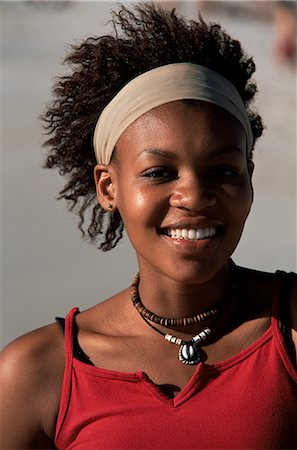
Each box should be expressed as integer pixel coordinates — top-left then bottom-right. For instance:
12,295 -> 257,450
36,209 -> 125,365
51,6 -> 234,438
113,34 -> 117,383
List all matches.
42,2 -> 264,251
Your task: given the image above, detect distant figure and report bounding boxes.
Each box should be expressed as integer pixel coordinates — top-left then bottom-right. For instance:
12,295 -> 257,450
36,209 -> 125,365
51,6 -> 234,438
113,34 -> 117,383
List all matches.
274,1 -> 296,66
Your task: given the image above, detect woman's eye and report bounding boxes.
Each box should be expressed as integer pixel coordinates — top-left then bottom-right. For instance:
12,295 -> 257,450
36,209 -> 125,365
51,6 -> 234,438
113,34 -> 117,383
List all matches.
142,168 -> 175,180
210,166 -> 240,179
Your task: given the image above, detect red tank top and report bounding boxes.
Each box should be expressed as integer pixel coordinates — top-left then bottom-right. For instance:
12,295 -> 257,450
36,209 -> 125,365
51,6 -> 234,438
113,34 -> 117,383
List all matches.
55,273 -> 297,449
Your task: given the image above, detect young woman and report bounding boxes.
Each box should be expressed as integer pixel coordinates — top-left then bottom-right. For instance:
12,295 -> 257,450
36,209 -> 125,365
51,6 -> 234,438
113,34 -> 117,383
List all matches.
1,4 -> 296,449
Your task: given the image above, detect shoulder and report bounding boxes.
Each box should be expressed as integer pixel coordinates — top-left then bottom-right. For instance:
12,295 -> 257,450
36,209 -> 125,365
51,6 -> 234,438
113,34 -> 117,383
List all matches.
285,270 -> 297,303
238,266 -> 297,363
235,265 -> 276,311
0,323 -> 65,446
237,265 -> 296,306
0,322 -> 65,384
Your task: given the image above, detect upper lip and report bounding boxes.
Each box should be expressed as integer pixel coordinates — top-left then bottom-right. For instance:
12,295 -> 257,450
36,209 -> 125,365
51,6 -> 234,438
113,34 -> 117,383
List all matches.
160,218 -> 225,230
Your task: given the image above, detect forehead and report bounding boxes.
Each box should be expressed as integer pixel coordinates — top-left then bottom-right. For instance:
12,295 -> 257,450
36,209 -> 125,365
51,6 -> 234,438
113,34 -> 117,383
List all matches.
116,100 -> 246,158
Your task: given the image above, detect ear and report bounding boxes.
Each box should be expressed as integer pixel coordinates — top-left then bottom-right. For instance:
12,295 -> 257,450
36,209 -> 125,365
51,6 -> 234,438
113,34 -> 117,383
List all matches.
247,159 -> 254,202
94,164 -> 117,212
247,159 -> 254,178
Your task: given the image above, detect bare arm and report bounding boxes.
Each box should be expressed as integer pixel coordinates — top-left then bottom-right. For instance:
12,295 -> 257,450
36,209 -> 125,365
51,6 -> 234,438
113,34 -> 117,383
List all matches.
0,325 -> 64,449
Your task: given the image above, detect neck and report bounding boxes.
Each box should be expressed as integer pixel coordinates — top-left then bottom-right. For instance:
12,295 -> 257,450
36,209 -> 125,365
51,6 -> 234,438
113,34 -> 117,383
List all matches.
136,262 -> 232,320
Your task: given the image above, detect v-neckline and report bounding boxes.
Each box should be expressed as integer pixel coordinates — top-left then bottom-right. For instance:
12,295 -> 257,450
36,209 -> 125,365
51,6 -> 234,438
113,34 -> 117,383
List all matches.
72,321 -> 274,407
73,356 -> 221,408
137,362 -> 211,407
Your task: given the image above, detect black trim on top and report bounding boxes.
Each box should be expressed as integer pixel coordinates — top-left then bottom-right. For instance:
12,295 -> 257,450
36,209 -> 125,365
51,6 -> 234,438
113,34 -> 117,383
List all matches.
55,317 -> 94,366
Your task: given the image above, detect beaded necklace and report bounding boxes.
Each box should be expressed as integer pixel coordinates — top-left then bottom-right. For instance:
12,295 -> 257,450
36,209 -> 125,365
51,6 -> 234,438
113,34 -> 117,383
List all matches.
130,261 -> 236,365
131,273 -> 219,327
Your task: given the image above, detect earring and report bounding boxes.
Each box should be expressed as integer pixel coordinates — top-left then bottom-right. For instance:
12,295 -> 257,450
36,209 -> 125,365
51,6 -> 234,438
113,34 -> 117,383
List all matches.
107,203 -> 113,210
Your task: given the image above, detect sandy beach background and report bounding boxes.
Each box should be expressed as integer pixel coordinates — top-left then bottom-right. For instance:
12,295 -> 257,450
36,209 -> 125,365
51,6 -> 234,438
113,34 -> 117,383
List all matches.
1,1 -> 296,347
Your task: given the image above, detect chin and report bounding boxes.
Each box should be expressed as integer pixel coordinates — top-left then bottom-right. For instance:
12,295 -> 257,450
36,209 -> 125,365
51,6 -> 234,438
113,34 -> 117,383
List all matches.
156,259 -> 229,286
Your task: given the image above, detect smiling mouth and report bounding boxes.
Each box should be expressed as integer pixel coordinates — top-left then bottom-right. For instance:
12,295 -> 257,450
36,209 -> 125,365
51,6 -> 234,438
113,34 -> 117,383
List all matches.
161,226 -> 221,241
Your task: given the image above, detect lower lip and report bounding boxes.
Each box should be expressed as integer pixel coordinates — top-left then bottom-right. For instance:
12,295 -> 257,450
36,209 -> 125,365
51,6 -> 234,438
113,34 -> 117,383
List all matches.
160,233 -> 220,253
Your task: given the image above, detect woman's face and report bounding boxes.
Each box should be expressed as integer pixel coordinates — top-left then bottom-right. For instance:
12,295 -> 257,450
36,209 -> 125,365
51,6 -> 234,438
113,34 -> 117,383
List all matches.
105,101 -> 253,283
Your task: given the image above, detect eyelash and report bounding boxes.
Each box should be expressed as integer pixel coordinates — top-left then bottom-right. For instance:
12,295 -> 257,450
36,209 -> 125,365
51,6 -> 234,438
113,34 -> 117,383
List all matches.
142,168 -> 176,180
142,166 -> 239,177
209,166 -> 241,179
141,164 -> 242,188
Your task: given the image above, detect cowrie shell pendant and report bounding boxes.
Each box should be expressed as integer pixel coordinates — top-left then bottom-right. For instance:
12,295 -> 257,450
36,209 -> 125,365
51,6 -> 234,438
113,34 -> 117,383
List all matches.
178,342 -> 201,365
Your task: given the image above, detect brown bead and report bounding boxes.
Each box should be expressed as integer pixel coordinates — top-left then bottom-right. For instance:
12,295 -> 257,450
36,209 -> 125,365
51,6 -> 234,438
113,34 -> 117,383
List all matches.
130,272 -> 221,329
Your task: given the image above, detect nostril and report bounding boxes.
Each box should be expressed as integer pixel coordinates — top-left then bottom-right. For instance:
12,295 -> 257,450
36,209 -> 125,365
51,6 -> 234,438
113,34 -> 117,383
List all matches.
169,194 -> 184,208
169,187 -> 216,210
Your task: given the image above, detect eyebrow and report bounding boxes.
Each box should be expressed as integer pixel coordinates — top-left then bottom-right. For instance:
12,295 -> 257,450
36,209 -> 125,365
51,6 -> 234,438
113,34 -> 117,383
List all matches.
209,145 -> 245,157
136,148 -> 178,160
137,145 -> 245,160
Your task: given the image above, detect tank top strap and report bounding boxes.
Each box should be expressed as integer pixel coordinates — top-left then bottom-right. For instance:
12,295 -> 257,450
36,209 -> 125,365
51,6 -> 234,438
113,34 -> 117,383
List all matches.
271,271 -> 297,382
65,307 -> 80,362
55,307 -> 80,442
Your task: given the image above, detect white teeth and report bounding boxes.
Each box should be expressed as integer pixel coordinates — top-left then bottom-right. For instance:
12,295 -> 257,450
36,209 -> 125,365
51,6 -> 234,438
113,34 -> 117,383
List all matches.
165,227 -> 216,241
175,229 -> 182,239
188,229 -> 196,240
196,229 -> 204,239
181,229 -> 188,239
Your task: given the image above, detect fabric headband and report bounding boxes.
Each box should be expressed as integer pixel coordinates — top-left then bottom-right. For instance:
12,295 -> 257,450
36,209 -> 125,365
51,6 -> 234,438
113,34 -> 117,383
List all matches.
93,63 -> 253,164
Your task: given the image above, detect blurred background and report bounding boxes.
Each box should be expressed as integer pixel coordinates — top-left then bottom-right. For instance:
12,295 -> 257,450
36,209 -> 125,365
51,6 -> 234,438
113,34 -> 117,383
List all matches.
1,0 -> 296,347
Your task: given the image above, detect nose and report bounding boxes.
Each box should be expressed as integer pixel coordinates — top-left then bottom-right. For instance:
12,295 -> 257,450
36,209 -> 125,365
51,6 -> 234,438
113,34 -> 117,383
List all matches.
169,175 -> 216,211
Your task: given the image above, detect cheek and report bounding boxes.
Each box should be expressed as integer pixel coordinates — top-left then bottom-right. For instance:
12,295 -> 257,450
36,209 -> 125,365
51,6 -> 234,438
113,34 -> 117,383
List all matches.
117,184 -> 166,229
220,176 -> 253,226
234,182 -> 253,223
132,190 -> 149,210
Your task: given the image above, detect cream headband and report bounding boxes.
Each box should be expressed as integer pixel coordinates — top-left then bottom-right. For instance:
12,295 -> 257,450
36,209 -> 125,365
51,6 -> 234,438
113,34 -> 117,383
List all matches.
93,63 -> 253,164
